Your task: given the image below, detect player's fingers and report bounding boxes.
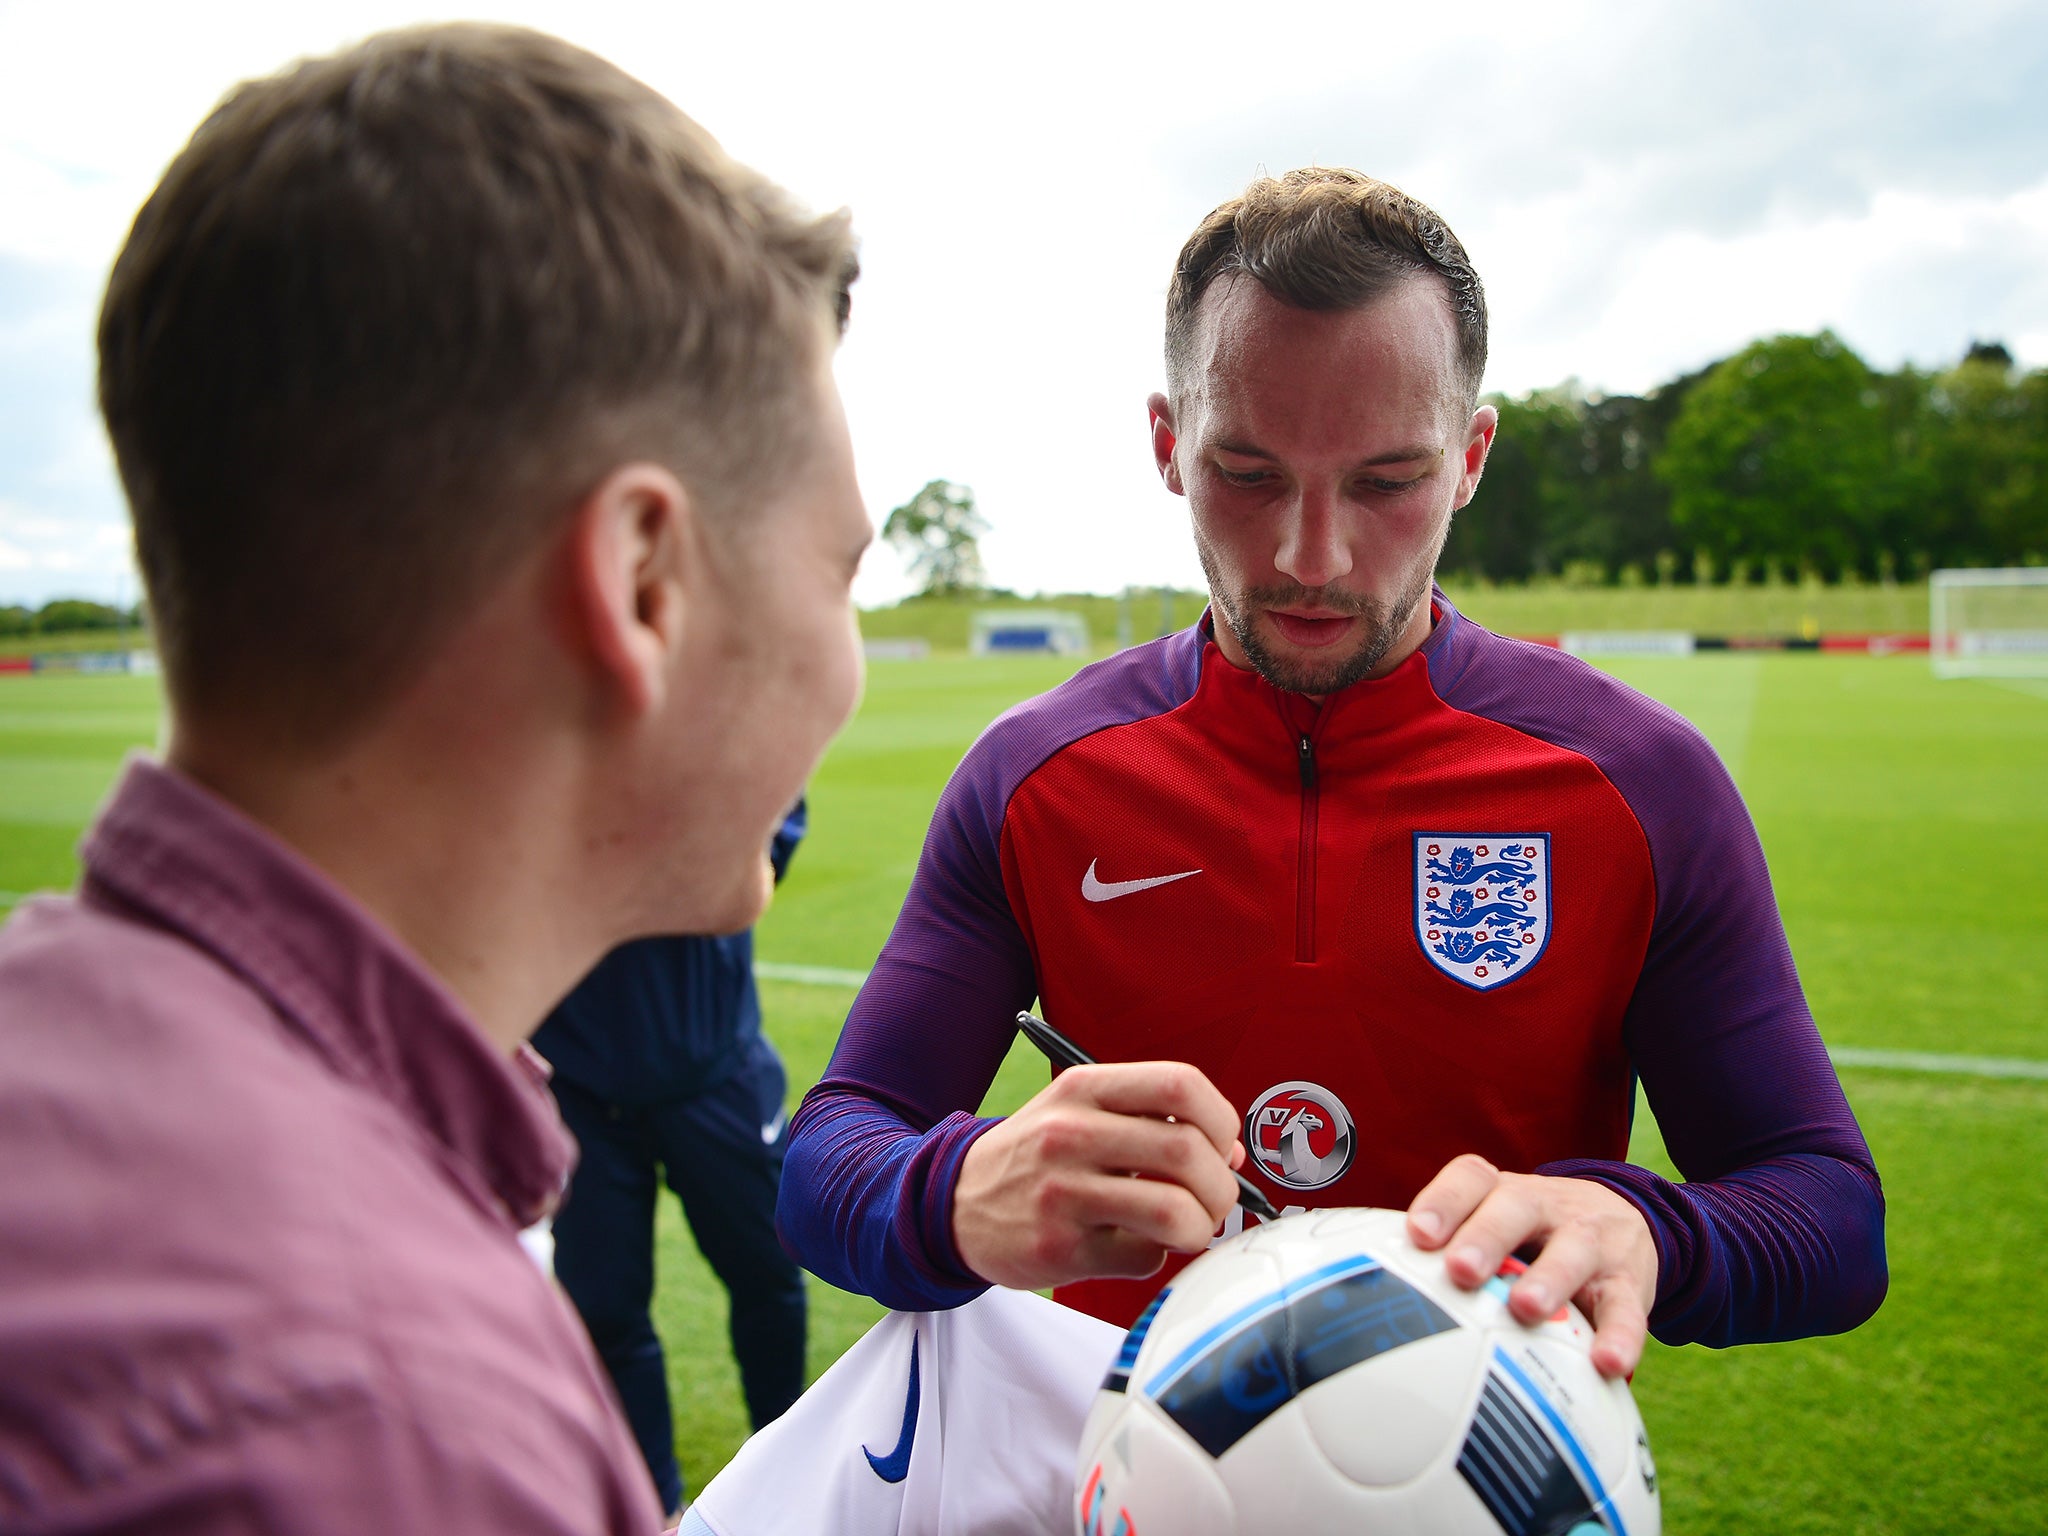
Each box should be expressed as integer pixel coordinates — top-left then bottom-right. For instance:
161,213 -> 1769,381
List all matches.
1583,1275 -> 1650,1379
1073,1061 -> 1241,1159
1436,1178 -> 1548,1289
1039,1110 -> 1241,1225
1406,1153 -> 1503,1251
1071,1226 -> 1172,1282
1509,1216 -> 1602,1326
1058,1168 -> 1228,1256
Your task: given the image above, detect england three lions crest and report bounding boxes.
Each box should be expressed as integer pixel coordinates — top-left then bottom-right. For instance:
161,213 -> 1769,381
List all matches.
1414,833 -> 1552,991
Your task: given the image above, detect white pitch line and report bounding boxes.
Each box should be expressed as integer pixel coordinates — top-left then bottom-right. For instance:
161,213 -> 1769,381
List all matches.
755,960 -> 871,989
0,928 -> 2029,1081
1830,1045 -> 2048,1081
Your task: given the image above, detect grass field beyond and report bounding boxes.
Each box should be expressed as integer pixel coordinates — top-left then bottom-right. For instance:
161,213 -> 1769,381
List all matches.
2,641 -> 2044,1531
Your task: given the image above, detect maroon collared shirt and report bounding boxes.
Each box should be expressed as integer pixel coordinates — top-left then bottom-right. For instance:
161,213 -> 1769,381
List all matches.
0,758 -> 662,1533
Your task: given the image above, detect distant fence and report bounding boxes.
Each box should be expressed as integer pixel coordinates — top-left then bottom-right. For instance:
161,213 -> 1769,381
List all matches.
0,634 -> 1945,680
862,637 -> 931,661
1537,633 -> 1930,656
0,650 -> 159,677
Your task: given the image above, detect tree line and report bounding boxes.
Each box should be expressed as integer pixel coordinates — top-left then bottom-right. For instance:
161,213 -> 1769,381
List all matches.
0,599 -> 144,638
1446,336 -> 2047,584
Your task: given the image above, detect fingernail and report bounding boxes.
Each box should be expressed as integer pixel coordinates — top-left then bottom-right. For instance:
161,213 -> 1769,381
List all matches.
1520,1281 -> 1551,1313
1451,1245 -> 1484,1276
1411,1210 -> 1442,1242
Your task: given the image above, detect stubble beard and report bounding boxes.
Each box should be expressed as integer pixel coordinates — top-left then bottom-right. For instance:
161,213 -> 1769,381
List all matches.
1196,542 -> 1435,697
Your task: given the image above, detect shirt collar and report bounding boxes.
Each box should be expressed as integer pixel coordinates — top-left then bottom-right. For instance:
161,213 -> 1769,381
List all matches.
79,755 -> 574,1227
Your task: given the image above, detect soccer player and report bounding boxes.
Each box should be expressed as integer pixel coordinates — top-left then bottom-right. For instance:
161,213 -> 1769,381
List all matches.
779,169 -> 1888,1376
0,26 -> 865,1533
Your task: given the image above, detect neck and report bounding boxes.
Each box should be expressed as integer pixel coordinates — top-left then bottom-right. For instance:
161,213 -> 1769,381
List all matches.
167,674 -> 608,1058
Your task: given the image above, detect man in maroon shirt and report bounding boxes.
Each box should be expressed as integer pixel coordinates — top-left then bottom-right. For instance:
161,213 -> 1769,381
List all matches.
0,24 -> 868,1534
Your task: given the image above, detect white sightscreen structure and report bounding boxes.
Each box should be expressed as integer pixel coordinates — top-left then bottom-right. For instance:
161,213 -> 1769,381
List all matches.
970,609 -> 1090,656
1930,568 -> 2048,678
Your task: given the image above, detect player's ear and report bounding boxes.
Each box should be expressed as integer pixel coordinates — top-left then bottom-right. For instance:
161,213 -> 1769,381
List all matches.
1451,404 -> 1498,512
562,461 -> 695,718
1148,392 -> 1186,497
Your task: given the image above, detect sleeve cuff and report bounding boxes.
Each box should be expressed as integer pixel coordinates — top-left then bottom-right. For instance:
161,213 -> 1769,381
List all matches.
914,1110 -> 1004,1289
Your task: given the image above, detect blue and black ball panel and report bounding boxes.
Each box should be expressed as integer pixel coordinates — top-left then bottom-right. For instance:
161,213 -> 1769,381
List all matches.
1101,1288 -> 1171,1395
1137,1255 -> 1457,1457
1457,1350 -> 1627,1536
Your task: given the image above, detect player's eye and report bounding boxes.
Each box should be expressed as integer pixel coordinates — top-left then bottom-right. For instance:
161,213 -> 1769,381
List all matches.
1215,463 -> 1275,487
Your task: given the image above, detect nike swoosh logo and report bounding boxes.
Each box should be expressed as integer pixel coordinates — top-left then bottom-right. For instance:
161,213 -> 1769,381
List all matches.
863,1333 -> 919,1483
1082,858 -> 1203,903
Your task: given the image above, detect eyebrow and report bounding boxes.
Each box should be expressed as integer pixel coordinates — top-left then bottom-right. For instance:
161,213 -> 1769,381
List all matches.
1213,439 -> 1444,468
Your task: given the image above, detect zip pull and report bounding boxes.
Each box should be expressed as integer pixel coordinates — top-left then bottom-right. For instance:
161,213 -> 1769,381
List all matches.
1297,734 -> 1317,789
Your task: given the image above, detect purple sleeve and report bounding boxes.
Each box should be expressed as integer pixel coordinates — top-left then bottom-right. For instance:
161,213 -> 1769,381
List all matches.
1429,611 -> 1887,1346
777,1093 -> 1000,1309
778,632 -> 1208,1309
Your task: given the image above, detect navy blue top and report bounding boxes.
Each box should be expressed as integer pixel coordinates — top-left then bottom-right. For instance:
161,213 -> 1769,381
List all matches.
535,802 -> 805,1106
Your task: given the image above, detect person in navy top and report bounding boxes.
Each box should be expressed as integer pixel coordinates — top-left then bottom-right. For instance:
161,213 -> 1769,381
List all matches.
779,168 -> 1886,1371
537,800 -> 809,1518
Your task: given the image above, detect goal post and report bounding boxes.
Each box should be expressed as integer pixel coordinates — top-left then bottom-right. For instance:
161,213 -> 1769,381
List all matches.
1930,568 -> 2048,679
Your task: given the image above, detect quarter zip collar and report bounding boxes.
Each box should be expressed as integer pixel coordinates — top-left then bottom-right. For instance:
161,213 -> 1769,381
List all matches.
1192,596 -> 1459,965
1194,589 -> 1454,752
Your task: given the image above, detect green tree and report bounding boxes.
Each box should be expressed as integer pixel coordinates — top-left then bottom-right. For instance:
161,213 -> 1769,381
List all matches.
1454,370 -> 1704,584
1912,346 -> 2048,567
1571,372 -> 1705,580
34,599 -> 128,633
1447,387 -> 1581,580
882,480 -> 988,595
1655,331 -> 1898,580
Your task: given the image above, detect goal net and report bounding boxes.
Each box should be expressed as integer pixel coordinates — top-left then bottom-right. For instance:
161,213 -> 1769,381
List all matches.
1931,568 -> 2048,679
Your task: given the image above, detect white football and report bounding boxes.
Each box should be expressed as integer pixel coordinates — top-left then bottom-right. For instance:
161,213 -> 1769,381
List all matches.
1074,1207 -> 1660,1536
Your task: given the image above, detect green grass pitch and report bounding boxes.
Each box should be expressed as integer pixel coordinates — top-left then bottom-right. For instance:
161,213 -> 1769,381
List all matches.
2,646 -> 2044,1532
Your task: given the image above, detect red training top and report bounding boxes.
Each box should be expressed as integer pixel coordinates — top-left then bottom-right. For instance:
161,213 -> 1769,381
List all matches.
780,594 -> 1885,1342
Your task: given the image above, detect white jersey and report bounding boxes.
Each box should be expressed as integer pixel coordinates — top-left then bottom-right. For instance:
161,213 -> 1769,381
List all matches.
681,1287 -> 1122,1536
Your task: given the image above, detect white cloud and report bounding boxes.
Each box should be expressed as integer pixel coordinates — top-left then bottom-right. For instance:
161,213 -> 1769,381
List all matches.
1487,177 -> 2048,396
0,497 -> 134,600
0,0 -> 2043,606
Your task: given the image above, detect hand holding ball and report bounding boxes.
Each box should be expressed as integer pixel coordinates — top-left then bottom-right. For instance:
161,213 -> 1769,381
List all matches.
1074,1207 -> 1660,1536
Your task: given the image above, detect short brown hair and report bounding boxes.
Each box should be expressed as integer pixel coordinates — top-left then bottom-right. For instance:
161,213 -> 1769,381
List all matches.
1165,167 -> 1486,407
99,24 -> 857,746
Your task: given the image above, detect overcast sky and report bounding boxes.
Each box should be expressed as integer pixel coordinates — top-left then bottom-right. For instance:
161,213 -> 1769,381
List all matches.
3,0 -> 2044,609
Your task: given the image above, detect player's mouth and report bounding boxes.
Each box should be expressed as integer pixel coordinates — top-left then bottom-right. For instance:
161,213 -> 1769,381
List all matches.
1265,609 -> 1359,649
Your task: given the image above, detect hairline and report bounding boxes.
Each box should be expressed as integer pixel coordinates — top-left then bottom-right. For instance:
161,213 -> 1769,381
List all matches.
1166,269 -> 1483,433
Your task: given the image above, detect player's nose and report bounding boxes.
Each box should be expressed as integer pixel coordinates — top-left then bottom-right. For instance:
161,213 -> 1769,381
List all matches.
1272,485 -> 1354,589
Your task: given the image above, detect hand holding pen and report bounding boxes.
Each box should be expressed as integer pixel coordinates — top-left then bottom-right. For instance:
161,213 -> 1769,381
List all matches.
947,1013 -> 1263,1291
1016,1010 -> 1281,1223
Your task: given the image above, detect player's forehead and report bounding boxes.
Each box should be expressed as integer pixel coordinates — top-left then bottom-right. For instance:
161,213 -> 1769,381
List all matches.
1182,274 -> 1465,456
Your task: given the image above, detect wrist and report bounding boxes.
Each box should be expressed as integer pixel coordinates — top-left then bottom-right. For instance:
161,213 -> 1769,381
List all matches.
1539,1159 -> 1677,1311
929,1112 -> 1004,1286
